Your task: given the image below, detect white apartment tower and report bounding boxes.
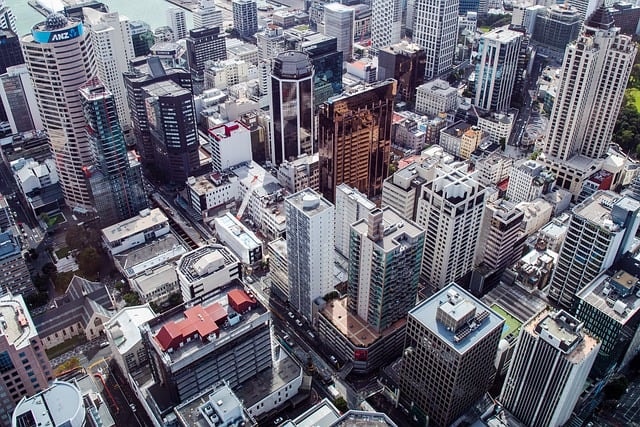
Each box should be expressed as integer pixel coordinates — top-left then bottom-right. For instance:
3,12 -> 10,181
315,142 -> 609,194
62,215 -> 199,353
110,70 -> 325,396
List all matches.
548,191 -> 640,310
83,9 -> 135,133
285,189 -> 335,321
167,8 -> 188,40
21,14 -> 96,209
323,3 -> 354,62
506,159 -> 555,203
543,6 -> 636,195
335,183 -> 376,258
412,0 -> 458,79
193,0 -> 223,29
370,0 -> 402,52
0,0 -> 16,33
416,164 -> 487,292
501,309 -> 600,427
474,27 -> 522,112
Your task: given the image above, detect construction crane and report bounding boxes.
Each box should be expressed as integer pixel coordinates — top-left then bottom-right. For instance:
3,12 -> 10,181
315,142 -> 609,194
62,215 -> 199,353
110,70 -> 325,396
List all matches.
236,175 -> 259,220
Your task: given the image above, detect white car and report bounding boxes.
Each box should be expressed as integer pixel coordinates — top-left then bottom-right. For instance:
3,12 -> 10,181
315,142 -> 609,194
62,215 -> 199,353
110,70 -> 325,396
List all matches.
287,312 -> 295,319
295,319 -> 303,327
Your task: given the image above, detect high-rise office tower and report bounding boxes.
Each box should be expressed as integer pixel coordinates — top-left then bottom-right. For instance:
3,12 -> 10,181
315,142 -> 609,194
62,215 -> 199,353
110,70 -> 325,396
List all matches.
232,0 -> 258,40
0,293 -> 53,427
143,80 -> 200,184
80,78 -> 148,226
334,183 -> 376,258
21,13 -> 96,209
572,0 -> 600,20
124,57 -> 192,165
0,0 -> 16,33
413,0 -> 458,79
506,159 -> 555,203
371,0 -> 402,52
378,41 -> 426,104
256,24 -> 285,62
193,0 -> 223,29
474,26 -> 522,112
500,309 -> 600,427
0,29 -> 24,123
323,3 -> 354,62
415,164 -> 487,292
349,207 -> 425,332
269,51 -> 314,166
285,189 -> 334,321
186,27 -> 227,94
400,284 -> 504,427
318,79 -> 396,203
0,65 -> 43,134
167,8 -> 188,40
83,9 -> 135,134
543,7 -> 636,196
129,21 -> 154,57
476,199 -> 524,272
532,5 -> 582,53
548,191 -> 640,311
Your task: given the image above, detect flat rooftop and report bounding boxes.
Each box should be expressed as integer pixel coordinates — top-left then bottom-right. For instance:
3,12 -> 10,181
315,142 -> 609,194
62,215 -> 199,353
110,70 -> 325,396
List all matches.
286,189 -> 333,218
174,383 -> 254,427
144,282 -> 268,367
13,380 -> 83,427
577,269 -> 640,325
573,191 -> 620,229
116,233 -> 188,278
177,245 -> 238,284
410,283 -> 504,354
235,350 -> 302,407
102,208 -> 168,244
107,305 -> 156,356
215,213 -> 262,250
351,207 -> 424,252
0,294 -> 37,349
482,281 -> 548,323
321,297 -> 405,347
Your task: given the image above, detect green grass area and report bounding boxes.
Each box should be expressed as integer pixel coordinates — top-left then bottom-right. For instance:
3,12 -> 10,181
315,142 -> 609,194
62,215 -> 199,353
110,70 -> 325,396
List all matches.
55,246 -> 70,259
491,304 -> 523,339
479,26 -> 491,33
45,335 -> 85,360
628,88 -> 640,111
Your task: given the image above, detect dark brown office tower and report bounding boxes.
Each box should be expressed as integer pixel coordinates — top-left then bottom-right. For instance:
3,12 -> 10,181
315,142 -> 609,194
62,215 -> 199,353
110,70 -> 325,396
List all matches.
377,41 -> 426,105
318,79 -> 396,203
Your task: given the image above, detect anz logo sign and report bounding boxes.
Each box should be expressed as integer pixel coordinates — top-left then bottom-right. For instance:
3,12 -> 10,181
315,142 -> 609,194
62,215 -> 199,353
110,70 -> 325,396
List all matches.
32,24 -> 84,44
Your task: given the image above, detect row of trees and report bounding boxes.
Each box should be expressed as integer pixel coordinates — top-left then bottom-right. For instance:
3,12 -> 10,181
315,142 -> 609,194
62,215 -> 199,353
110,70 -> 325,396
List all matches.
612,56 -> 640,156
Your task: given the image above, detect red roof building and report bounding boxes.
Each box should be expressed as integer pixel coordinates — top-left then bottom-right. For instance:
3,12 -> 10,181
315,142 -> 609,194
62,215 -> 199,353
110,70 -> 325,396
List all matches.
155,303 -> 228,351
227,289 -> 257,313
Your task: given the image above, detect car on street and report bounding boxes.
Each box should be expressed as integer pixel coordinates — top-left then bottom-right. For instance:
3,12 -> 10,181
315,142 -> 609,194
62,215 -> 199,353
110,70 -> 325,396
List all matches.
287,312 -> 295,319
295,319 -> 303,327
273,417 -> 283,425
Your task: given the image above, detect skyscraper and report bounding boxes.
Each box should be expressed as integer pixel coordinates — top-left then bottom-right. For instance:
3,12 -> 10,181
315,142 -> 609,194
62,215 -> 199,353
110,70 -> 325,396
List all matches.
543,6 -> 636,196
474,26 -> 522,112
124,57 -> 192,165
334,183 -> 376,258
500,309 -> 600,427
318,79 -> 396,203
193,0 -> 223,29
186,27 -> 227,94
0,293 -> 53,427
548,191 -> 640,311
232,0 -> 258,40
21,13 -> 96,209
80,78 -> 148,226
413,0 -> 458,79
83,9 -> 135,133
348,207 -> 425,332
400,284 -> 504,427
415,164 -> 487,292
143,80 -> 200,184
370,0 -> 402,51
0,65 -> 43,133
285,189 -> 334,321
323,3 -> 354,62
269,51 -> 314,166
377,41 -> 426,104
0,29 -> 24,123
167,8 -> 188,40
0,0 -> 16,33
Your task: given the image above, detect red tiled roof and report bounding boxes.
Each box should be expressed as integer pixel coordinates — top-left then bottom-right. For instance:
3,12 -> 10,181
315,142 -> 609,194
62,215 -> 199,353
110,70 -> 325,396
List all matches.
228,289 -> 256,312
155,303 -> 227,351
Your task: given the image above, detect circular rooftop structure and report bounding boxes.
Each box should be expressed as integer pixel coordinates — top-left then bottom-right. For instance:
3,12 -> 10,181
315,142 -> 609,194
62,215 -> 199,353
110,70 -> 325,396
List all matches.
45,12 -> 69,30
272,51 -> 313,79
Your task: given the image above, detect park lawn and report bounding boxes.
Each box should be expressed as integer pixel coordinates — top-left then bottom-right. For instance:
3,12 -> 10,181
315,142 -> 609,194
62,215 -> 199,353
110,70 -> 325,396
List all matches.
627,88 -> 640,111
55,246 -> 70,259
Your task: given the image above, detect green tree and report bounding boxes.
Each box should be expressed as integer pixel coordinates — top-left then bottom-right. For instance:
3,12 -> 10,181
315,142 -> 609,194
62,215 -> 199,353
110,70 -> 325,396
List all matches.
333,397 -> 348,413
123,292 -> 141,306
77,247 -> 101,277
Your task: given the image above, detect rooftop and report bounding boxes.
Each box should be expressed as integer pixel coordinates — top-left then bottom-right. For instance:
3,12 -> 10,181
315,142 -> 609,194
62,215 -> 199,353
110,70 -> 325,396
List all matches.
143,282 -> 267,366
12,380 -> 83,427
207,122 -> 250,142
482,280 -> 548,324
410,283 -> 504,354
107,304 -> 157,356
102,208 -> 168,244
174,383 -> 253,427
577,267 -> 640,325
116,233 -> 188,278
351,207 -> 424,252
286,188 -> 333,218
528,309 -> 599,361
214,213 -> 262,250
177,245 -> 239,284
0,294 -> 36,349
321,297 -> 404,347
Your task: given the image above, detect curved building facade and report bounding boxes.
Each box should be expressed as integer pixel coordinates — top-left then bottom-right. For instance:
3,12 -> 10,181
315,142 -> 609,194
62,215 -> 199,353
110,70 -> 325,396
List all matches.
21,13 -> 96,208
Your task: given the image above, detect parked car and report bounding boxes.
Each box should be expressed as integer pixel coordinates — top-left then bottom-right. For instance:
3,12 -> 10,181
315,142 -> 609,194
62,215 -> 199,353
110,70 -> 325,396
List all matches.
295,319 -> 303,327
